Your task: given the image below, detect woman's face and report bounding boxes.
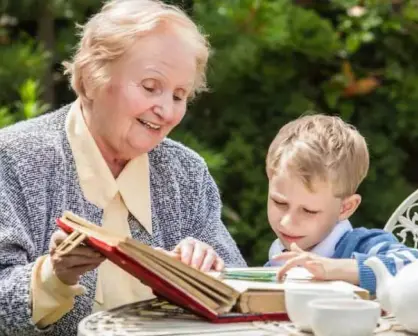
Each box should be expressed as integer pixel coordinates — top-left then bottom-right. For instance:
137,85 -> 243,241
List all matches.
88,28 -> 197,160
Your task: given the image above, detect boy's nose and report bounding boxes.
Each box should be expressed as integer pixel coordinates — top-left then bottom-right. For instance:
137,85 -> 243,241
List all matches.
280,213 -> 294,228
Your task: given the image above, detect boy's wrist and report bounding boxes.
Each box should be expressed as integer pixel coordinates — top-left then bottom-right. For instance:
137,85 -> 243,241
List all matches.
328,258 -> 359,284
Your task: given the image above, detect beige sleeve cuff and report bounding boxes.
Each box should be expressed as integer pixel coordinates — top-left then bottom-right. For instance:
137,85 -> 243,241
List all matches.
31,255 -> 86,328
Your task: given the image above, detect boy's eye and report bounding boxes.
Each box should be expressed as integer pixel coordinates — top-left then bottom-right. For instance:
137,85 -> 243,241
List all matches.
273,199 -> 287,206
303,208 -> 318,215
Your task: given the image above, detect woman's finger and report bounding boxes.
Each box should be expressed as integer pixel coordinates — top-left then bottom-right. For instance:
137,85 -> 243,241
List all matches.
199,249 -> 216,272
55,261 -> 104,286
155,247 -> 181,260
214,256 -> 225,272
49,230 -> 69,251
70,261 -> 104,275
190,243 -> 206,269
176,240 -> 195,265
52,254 -> 105,270
60,246 -> 102,258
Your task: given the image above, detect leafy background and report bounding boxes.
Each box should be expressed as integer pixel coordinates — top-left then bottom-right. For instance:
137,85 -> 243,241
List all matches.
1,0 -> 418,264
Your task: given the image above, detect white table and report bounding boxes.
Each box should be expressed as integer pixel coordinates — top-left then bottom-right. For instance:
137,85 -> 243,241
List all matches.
78,299 -> 411,336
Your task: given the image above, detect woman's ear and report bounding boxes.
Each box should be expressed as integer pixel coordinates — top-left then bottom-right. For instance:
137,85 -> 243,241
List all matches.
338,194 -> 361,221
82,76 -> 96,101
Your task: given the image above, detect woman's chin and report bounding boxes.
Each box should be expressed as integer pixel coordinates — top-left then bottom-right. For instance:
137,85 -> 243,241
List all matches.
128,140 -> 161,157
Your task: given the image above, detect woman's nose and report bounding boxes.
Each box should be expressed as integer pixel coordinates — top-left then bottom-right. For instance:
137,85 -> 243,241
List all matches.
154,94 -> 174,121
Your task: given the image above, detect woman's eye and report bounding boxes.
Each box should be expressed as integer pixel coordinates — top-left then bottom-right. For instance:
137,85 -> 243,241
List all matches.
141,79 -> 157,93
143,85 -> 154,92
173,90 -> 186,102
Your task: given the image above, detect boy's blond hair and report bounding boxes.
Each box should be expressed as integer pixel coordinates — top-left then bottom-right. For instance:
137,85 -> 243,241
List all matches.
266,114 -> 369,198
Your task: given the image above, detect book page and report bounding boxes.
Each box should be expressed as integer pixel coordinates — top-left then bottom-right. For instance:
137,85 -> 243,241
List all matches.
60,211 -> 124,246
223,279 -> 368,299
125,238 -> 239,298
215,267 -> 367,299
210,266 -> 313,282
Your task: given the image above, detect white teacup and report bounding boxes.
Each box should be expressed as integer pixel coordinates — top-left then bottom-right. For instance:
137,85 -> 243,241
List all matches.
284,287 -> 353,332
309,298 -> 380,336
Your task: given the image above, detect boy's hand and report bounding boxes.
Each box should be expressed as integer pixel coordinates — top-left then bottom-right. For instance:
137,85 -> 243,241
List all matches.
273,243 -> 359,284
156,237 -> 225,272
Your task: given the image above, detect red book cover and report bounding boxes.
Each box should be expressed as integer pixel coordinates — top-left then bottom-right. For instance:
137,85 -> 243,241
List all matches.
57,218 -> 288,323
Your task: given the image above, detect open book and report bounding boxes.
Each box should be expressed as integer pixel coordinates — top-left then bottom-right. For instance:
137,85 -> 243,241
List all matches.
56,211 -> 369,323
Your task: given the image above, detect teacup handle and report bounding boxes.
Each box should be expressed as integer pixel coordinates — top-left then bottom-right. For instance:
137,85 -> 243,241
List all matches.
352,293 -> 362,300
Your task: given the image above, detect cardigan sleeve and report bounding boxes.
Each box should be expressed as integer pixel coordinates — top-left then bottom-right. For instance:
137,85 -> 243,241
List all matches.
31,255 -> 86,328
0,151 -> 56,335
187,165 -> 247,267
350,229 -> 418,294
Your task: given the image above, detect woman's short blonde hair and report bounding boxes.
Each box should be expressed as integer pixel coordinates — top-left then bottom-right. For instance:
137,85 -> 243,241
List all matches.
64,0 -> 209,101
266,114 -> 370,198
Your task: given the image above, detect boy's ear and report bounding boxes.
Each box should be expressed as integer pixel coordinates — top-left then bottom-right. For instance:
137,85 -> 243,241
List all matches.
338,194 -> 361,221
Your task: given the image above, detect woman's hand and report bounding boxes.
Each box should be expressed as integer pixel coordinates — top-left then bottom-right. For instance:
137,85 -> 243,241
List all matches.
49,230 -> 106,286
166,237 -> 225,272
273,243 -> 359,284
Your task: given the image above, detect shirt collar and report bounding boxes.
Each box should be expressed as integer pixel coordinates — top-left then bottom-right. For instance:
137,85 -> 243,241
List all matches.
268,220 -> 353,265
65,99 -> 152,234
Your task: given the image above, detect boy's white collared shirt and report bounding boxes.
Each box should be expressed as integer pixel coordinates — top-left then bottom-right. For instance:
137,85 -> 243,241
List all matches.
268,219 -> 353,266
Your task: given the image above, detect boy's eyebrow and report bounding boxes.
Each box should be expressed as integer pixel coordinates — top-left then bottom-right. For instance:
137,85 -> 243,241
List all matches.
270,192 -> 322,212
270,192 -> 287,200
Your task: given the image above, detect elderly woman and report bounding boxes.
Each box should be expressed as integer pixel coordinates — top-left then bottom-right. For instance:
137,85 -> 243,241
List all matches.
0,0 -> 246,335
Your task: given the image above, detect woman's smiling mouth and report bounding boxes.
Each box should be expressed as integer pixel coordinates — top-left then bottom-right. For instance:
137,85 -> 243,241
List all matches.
137,118 -> 161,130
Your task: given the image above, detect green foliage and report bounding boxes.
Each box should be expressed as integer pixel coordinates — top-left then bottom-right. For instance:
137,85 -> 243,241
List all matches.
0,79 -> 49,126
2,0 -> 418,266
0,0 -> 99,123
0,10 -> 50,125
0,38 -> 49,102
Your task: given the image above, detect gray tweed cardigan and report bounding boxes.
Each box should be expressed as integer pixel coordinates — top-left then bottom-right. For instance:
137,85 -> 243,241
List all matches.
0,104 -> 246,336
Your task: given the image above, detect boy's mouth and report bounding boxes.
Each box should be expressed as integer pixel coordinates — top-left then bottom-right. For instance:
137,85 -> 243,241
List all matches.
280,232 -> 305,243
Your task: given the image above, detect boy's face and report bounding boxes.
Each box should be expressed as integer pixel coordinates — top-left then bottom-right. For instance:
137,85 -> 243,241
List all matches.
267,170 -> 354,251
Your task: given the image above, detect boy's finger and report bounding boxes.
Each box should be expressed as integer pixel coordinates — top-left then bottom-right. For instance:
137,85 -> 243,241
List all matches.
271,251 -> 299,260
290,242 -> 304,253
305,260 -> 327,280
277,255 -> 311,279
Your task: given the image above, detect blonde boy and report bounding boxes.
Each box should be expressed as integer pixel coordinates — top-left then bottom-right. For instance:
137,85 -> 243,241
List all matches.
265,114 -> 418,294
